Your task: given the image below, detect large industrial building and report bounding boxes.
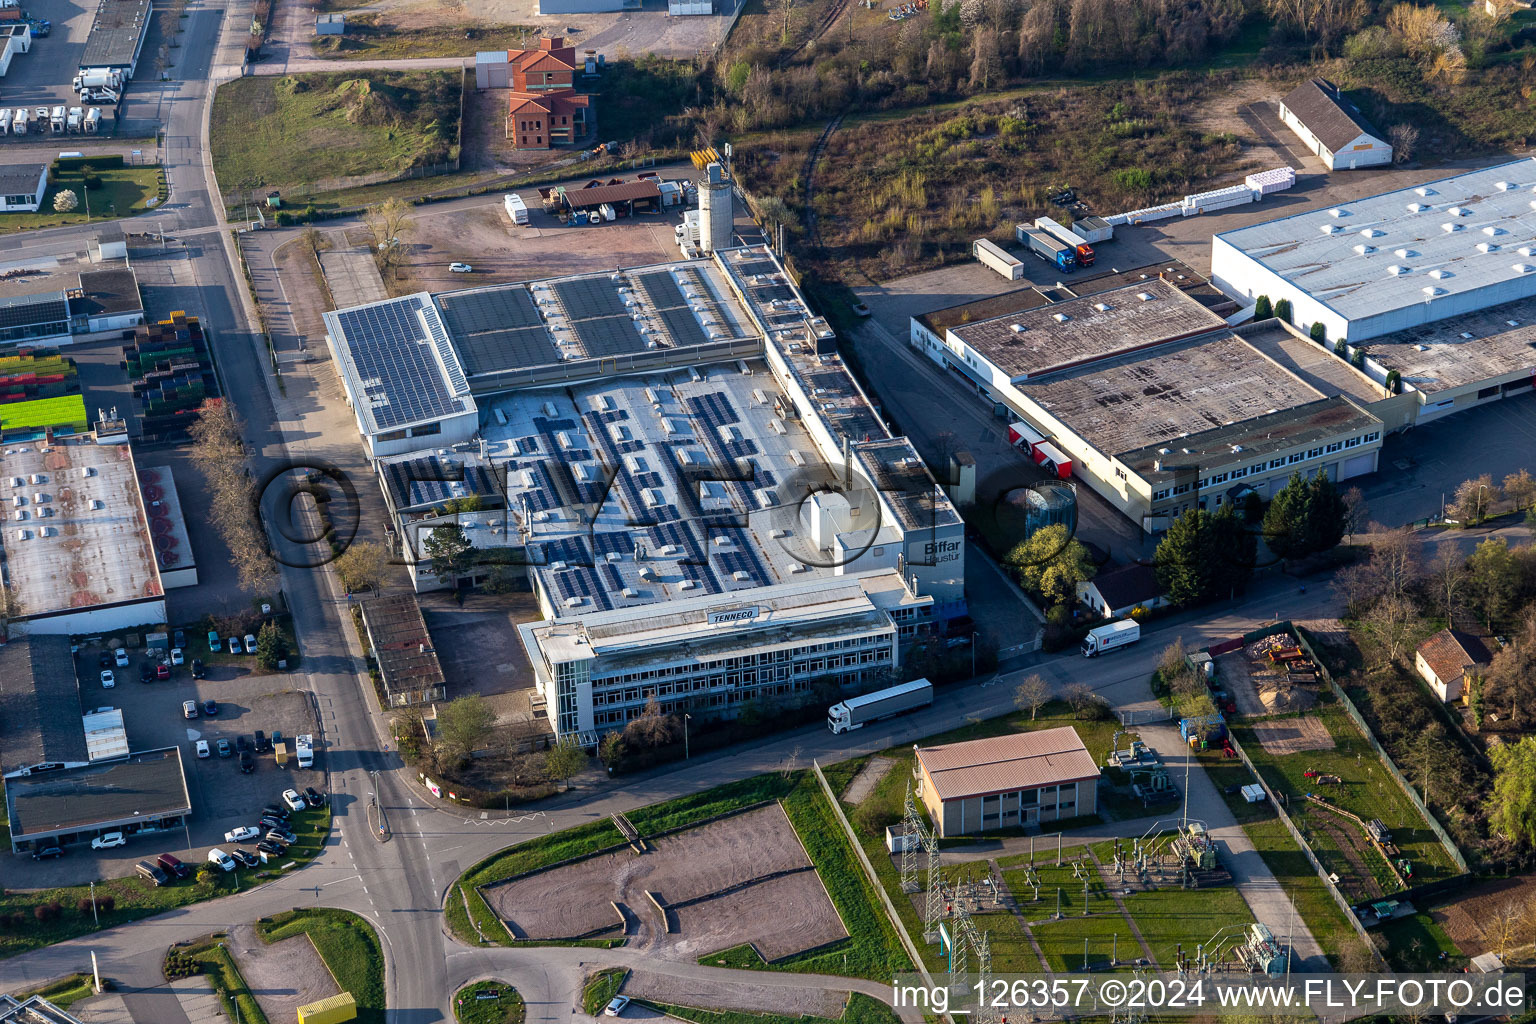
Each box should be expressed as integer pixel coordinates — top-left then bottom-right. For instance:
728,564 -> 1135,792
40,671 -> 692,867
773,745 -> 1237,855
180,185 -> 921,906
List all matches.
324,246 -> 965,743
1211,158 -> 1536,341
78,0 -> 152,78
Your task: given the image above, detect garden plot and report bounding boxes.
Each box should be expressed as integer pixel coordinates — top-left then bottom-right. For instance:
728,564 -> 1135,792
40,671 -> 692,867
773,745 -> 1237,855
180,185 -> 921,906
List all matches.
481,803 -> 846,961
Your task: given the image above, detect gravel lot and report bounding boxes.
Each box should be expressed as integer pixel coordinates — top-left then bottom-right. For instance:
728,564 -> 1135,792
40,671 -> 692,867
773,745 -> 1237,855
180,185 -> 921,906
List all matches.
228,922 -> 341,1024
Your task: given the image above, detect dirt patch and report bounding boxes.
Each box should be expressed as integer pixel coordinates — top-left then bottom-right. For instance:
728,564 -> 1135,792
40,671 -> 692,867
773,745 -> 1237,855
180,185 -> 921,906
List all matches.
227,922 -> 340,1024
273,240 -> 333,348
1429,874 -> 1536,958
1249,715 -> 1336,757
841,756 -> 894,805
1311,815 -> 1385,902
622,969 -> 847,1019
1190,79 -> 1312,173
483,803 -> 847,961
1217,632 -> 1324,718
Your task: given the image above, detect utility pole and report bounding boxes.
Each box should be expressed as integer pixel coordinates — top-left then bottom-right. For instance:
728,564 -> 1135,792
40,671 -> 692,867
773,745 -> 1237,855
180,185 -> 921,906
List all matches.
684,713 -> 691,759
89,881 -> 98,926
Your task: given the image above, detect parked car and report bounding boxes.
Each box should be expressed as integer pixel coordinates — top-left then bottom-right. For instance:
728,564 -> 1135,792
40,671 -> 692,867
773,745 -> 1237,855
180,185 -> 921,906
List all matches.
155,663 -> 171,680
207,848 -> 236,872
254,730 -> 268,751
170,648 -> 184,666
258,814 -> 287,831
261,803 -> 289,820
216,739 -> 232,758
256,839 -> 284,856
158,853 -> 191,879
244,634 -> 257,654
139,663 -> 154,683
191,659 -> 205,679
114,648 -> 128,667
240,751 -> 256,774
282,789 -> 306,812
265,826 -> 296,845
195,740 -> 210,758
183,700 -> 198,719
225,826 -> 260,843
174,629 -> 186,649
605,997 -> 631,1017
231,849 -> 259,868
228,636 -> 241,655
203,699 -> 218,716
208,630 -> 220,652
99,651 -> 112,668
449,262 -> 473,273
32,845 -> 63,861
236,736 -> 251,753
91,831 -> 127,850
100,670 -> 115,687
136,860 -> 169,886
303,787 -> 324,807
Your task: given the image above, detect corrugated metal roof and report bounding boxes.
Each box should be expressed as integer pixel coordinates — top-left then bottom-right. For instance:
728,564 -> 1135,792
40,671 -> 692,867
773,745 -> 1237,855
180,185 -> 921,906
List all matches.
918,727 -> 1099,801
557,179 -> 661,208
1280,78 -> 1383,154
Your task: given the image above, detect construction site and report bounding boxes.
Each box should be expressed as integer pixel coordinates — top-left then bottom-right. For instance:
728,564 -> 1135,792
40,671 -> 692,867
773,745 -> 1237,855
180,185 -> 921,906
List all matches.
1217,630 -> 1327,719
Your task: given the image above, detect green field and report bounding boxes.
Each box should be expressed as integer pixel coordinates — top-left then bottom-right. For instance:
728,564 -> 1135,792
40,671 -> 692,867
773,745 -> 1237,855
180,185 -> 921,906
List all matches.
1,395 -> 89,433
258,909 -> 384,1024
454,980 -> 523,1024
0,166 -> 166,235
312,18 -> 537,59
175,937 -> 269,1024
210,72 -> 461,195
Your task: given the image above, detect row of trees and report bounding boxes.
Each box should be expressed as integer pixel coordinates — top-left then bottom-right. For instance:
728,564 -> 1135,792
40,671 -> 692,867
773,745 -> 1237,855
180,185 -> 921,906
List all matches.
188,399 -> 276,594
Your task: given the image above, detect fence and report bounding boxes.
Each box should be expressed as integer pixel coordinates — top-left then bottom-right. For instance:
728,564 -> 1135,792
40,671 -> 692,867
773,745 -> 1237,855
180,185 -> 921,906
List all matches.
1292,627 -> 1470,874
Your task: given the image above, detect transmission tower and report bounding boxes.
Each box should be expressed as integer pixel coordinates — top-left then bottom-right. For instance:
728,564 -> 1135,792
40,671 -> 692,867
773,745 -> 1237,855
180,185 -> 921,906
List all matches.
971,928 -> 1000,1024
922,817 -> 943,942
900,782 -> 921,894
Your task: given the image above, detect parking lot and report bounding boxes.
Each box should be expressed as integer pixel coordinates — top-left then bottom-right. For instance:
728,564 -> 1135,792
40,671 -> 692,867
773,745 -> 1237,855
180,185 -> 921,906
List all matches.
18,635 -> 327,886
0,0 -> 96,115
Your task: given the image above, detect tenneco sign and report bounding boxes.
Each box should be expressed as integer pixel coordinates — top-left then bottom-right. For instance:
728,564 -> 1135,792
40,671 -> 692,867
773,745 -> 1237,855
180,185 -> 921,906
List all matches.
708,606 -> 762,626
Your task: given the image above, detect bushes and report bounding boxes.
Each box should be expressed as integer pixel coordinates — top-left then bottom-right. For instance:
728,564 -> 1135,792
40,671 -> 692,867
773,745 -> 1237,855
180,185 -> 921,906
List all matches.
34,901 -> 62,922
1310,321 -> 1327,343
1253,294 -> 1272,319
1275,297 -> 1293,322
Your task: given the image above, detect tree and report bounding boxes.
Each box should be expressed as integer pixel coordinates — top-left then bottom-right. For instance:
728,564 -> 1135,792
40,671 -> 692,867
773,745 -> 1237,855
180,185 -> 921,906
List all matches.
333,540 -> 389,594
53,189 -> 79,213
1359,594 -> 1422,664
1013,674 -> 1050,720
364,197 -> 413,274
0,582 -> 22,642
1253,295 -> 1272,320
1274,298 -> 1292,323
1155,505 -> 1255,607
544,739 -> 587,792
622,696 -> 681,749
1489,736 -> 1536,849
1064,681 -> 1108,720
1310,321 -> 1327,343
1483,607 -> 1536,731
1266,471 -> 1347,561
1265,0 -> 1366,50
1451,474 -> 1500,526
1004,523 -> 1095,605
1503,469 -> 1536,511
1342,486 -> 1369,543
1388,123 -> 1420,164
599,732 -> 625,770
436,695 -> 495,759
1466,537 -> 1522,628
187,398 -> 275,594
423,524 -> 473,586
1426,544 -> 1469,623
255,621 -> 287,670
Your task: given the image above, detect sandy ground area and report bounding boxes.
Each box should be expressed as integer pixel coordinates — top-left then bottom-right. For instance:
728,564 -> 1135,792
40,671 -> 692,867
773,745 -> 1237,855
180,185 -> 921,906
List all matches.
1249,715 -> 1336,757
228,922 -> 341,1024
1431,874 -> 1536,958
841,756 -> 894,805
623,969 -> 849,1018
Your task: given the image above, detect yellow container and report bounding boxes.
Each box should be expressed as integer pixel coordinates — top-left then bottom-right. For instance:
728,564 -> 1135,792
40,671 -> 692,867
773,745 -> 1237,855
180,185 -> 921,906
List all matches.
297,992 -> 356,1024
274,741 -> 288,766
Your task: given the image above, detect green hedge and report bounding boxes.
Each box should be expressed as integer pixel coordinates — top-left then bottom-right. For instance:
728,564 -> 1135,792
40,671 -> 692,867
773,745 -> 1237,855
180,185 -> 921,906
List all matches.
54,155 -> 125,171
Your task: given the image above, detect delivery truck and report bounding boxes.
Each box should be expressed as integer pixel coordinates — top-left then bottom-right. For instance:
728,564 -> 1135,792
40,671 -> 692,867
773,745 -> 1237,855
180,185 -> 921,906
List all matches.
503,192 -> 529,225
274,740 -> 289,767
1020,227 -> 1075,272
1082,619 -> 1141,657
1034,216 -> 1095,267
295,733 -> 314,768
972,237 -> 1025,280
828,677 -> 933,734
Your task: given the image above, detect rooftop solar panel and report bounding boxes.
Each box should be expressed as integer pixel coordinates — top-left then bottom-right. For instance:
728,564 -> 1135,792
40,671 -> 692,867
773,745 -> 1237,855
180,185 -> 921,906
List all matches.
332,296 -> 469,432
552,277 -> 631,321
567,315 -> 647,358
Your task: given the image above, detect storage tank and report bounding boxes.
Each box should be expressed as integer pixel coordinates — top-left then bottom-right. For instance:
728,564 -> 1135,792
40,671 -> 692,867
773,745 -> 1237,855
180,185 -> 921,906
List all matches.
994,481 -> 1077,540
698,161 -> 733,254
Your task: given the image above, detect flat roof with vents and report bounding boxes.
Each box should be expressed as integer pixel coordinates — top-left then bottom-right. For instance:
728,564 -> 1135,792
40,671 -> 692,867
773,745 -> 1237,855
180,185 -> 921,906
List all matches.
1359,292 -> 1536,394
1214,158 -> 1536,330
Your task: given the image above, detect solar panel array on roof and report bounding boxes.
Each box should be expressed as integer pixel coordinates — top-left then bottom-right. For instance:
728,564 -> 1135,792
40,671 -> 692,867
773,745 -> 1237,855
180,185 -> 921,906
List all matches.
0,292 -> 69,330
436,286 -> 560,376
383,455 -> 502,511
569,315 -> 647,358
631,270 -> 715,349
335,296 -> 467,431
553,277 -> 631,320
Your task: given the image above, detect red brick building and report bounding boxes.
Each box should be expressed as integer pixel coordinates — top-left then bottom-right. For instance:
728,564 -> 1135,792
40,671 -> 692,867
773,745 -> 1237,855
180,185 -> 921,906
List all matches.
503,37 -> 592,150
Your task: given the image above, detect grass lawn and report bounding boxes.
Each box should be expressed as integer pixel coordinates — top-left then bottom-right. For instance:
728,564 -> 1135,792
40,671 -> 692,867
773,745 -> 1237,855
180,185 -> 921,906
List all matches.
454,981 -> 523,1024
1378,912 -> 1465,971
186,616 -> 302,676
258,909 -> 383,1024
1237,815 -> 1371,969
1232,705 -> 1456,890
177,938 -> 269,1024
1030,912 -> 1132,972
644,992 -> 901,1024
581,969 -> 626,1016
0,166 -> 166,234
210,71 -> 461,195
1120,884 -> 1254,966
0,395 -> 88,432
312,18 -> 536,59
15,973 -> 96,1010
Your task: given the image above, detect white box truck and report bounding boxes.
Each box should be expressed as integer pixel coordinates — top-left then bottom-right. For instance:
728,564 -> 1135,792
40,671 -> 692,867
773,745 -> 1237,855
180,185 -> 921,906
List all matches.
973,237 -> 1025,280
73,69 -> 121,93
11,108 -> 27,135
503,192 -> 528,225
828,678 -> 934,734
295,733 -> 314,768
1082,619 -> 1140,657
598,202 -> 616,222
50,106 -> 65,133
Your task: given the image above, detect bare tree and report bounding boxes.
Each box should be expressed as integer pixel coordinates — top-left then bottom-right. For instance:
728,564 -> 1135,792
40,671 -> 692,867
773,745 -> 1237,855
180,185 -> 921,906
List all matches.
1503,468 -> 1536,511
333,540 -> 390,595
1013,674 -> 1050,720
364,197 -> 413,275
1426,544 -> 1469,624
1264,0 -> 1367,51
622,696 -> 681,749
1361,594 -> 1423,664
1387,123 -> 1420,165
188,398 -> 275,594
1451,474 -> 1501,526
1342,487 -> 1369,543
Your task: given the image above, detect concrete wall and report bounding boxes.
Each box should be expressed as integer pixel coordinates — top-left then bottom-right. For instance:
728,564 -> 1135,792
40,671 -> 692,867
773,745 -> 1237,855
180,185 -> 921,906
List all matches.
20,597 -> 166,636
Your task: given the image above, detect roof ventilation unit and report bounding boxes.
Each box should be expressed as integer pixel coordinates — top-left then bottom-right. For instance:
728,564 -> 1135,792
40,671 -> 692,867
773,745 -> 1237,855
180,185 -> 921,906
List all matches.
1319,223 -> 1341,234
1449,206 -> 1471,216
1136,292 -> 1153,301
1394,248 -> 1416,259
1442,222 -> 1463,233
1360,228 -> 1384,238
1429,269 -> 1452,279
1516,263 -> 1536,274
1497,181 -> 1516,191
1387,265 -> 1409,276
1484,225 -> 1506,236
1053,312 -> 1070,322
1009,323 -> 1026,333
1406,202 -> 1428,213
1478,243 -> 1500,253
1415,187 -> 1437,197
1354,244 -> 1376,255
1509,320 -> 1522,327
1422,286 -> 1447,296
1328,207 -> 1348,218
1093,303 -> 1111,312
1521,247 -> 1536,257
1414,344 -> 1429,352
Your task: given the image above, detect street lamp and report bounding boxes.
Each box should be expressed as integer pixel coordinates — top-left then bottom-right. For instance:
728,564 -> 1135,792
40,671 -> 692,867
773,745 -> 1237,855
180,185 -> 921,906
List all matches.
684,713 -> 691,760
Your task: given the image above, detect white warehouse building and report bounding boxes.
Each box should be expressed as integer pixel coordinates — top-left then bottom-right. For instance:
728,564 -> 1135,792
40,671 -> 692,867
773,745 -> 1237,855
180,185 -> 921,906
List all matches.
1212,158 -> 1536,342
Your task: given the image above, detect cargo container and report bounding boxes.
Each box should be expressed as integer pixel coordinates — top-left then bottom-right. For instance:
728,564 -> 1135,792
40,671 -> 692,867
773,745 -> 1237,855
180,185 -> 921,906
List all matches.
1020,227 -> 1075,272
972,237 -> 1024,280
1072,215 -> 1114,244
1032,440 -> 1072,479
1181,184 -> 1256,215
1007,420 -> 1043,454
297,992 -> 357,1024
827,678 -> 933,734
502,192 -> 528,225
1082,619 -> 1140,657
274,740 -> 288,767
1034,216 -> 1095,267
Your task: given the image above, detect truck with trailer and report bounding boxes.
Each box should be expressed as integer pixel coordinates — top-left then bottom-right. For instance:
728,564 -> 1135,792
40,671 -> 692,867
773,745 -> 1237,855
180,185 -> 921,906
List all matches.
1082,619 -> 1140,657
1034,216 -> 1095,268
828,677 -> 934,734
73,69 -> 121,93
972,237 -> 1025,280
295,733 -> 314,768
1019,227 -> 1076,272
10,107 -> 26,135
503,192 -> 529,225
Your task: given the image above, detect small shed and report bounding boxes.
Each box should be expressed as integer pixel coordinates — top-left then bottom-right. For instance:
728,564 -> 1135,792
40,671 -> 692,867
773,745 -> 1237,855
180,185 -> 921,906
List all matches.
315,12 -> 344,34
475,49 -> 510,89
1414,628 -> 1492,703
92,224 -> 127,261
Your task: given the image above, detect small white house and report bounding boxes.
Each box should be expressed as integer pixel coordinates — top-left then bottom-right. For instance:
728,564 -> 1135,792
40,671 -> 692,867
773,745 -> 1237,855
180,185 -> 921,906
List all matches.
0,162 -> 48,212
1414,629 -> 1493,703
1278,78 -> 1392,171
1076,563 -> 1167,619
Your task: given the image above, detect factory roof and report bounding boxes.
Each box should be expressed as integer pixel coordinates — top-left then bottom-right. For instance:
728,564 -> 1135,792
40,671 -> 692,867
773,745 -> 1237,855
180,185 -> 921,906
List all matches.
854,438 -> 961,532
949,277 -> 1228,381
0,436 -> 163,622
1360,294 -> 1536,393
79,0 -> 152,69
322,292 -> 477,436
917,727 -> 1099,802
1018,331 -> 1322,459
358,594 -> 446,696
5,747 -> 190,838
137,465 -> 194,577
1280,78 -> 1385,152
0,163 -> 45,196
1240,323 -> 1385,406
1118,396 -> 1382,483
380,452 -> 505,515
73,268 -> 143,317
555,179 -> 660,209
1214,158 -> 1536,323
0,635 -> 87,775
